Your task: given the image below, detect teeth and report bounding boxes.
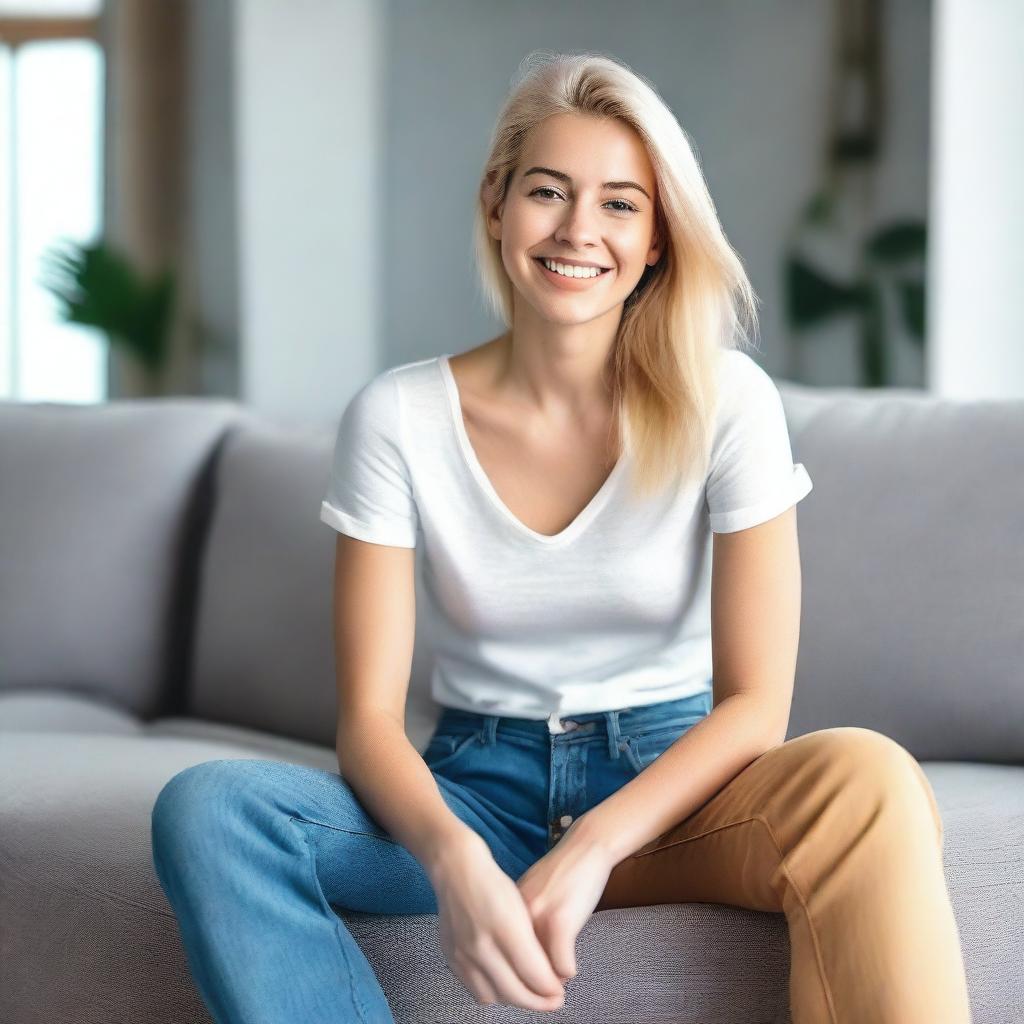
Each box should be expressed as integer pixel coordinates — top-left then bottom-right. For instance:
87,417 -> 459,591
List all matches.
541,258 -> 606,279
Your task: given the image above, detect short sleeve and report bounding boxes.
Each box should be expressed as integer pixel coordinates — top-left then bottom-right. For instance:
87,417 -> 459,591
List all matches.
319,370 -> 420,547
705,351 -> 813,533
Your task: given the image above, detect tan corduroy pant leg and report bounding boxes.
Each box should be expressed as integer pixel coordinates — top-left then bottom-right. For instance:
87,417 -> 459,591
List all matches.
595,727 -> 972,1024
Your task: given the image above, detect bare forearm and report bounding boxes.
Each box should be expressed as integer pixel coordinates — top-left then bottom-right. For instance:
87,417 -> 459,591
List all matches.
336,711 -> 484,878
570,693 -> 785,865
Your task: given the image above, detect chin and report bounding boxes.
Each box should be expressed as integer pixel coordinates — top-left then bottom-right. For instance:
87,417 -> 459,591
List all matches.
541,304 -> 617,327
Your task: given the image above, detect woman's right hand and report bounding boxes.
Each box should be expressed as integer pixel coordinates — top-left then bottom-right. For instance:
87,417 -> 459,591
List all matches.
427,830 -> 567,1012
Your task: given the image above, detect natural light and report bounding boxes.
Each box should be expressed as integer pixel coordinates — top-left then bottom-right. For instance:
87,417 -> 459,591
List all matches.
0,29 -> 104,403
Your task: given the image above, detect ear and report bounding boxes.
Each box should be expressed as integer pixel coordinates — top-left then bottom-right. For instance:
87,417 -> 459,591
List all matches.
486,198 -> 504,242
482,172 -> 505,242
647,233 -> 663,267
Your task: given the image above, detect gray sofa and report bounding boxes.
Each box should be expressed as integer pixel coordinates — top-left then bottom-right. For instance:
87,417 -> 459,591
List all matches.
1,377 -> 1021,1024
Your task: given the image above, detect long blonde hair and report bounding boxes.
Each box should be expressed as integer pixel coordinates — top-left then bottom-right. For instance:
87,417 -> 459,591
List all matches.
472,50 -> 760,500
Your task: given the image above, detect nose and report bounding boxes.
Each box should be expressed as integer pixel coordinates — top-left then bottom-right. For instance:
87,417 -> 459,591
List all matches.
552,199 -> 602,252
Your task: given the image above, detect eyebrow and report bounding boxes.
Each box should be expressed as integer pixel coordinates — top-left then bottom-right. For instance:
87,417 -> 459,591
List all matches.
522,166 -> 652,202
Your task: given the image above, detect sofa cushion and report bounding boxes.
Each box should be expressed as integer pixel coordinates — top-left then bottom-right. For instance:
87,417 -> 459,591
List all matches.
0,398 -> 240,719
0,728 -> 334,1024
186,412 -> 441,753
187,386 -> 1024,764
778,383 -> 1024,762
0,689 -> 142,735
0,725 -> 1018,1023
0,688 -> 339,767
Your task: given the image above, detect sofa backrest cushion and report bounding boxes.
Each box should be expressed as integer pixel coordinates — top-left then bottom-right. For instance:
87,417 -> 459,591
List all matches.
186,412 -> 440,753
780,382 -> 1024,763
0,398 -> 240,718
188,386 -> 1024,765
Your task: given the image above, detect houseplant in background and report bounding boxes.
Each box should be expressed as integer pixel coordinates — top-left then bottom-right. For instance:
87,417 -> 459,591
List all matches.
782,0 -> 928,388
784,206 -> 927,387
40,238 -> 177,396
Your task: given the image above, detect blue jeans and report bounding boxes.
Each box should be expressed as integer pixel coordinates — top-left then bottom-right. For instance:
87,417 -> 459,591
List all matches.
150,691 -> 712,1023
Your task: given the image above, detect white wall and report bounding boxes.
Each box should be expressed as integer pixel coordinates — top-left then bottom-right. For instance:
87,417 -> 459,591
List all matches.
233,0 -> 385,422
928,0 -> 1024,398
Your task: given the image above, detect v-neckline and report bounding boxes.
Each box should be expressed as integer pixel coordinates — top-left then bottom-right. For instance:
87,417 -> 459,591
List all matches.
438,353 -> 629,546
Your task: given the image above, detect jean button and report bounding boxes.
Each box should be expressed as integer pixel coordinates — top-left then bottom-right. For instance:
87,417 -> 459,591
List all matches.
559,814 -> 573,828
562,719 -> 578,731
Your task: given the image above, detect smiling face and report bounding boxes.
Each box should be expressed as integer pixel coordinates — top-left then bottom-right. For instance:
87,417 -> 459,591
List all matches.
487,112 -> 663,326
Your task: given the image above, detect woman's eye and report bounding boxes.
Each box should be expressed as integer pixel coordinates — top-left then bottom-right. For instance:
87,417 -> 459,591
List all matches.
529,187 -> 637,213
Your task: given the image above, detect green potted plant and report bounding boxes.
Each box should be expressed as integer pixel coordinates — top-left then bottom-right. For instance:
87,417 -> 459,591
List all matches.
785,200 -> 927,388
40,238 -> 176,394
782,2 -> 928,388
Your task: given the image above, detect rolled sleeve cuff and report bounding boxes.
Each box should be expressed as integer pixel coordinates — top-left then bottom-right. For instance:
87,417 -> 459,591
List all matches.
708,463 -> 813,534
319,500 -> 417,548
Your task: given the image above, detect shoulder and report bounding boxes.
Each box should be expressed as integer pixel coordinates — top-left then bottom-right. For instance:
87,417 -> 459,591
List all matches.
714,348 -> 786,421
387,354 -> 444,387
339,372 -> 399,447
716,347 -> 779,395
343,356 -> 440,424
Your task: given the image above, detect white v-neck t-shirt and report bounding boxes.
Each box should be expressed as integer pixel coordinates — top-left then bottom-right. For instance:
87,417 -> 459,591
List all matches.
320,348 -> 813,734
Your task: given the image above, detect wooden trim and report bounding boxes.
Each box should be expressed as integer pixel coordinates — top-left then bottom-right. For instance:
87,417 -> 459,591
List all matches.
0,17 -> 100,46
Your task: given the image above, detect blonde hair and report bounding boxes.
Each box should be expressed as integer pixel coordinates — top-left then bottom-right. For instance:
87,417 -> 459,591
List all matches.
472,50 -> 760,500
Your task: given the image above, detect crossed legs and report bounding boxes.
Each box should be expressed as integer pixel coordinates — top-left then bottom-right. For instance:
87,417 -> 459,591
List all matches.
595,727 -> 973,1024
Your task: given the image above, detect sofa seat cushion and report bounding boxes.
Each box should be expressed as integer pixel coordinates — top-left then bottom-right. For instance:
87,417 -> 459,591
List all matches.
1,714 -> 1021,1023
0,689 -> 144,735
0,687 -> 439,758
348,761 -> 1021,1024
0,727 -> 336,1024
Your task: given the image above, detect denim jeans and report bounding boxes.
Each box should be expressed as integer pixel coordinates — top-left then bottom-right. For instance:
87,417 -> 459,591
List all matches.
150,691 -> 713,1024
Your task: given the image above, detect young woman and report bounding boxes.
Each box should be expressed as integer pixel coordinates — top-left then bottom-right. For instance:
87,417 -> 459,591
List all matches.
151,51 -> 972,1024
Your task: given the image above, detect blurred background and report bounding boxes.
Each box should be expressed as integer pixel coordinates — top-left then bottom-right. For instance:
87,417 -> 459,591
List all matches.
1,0 -> 1021,422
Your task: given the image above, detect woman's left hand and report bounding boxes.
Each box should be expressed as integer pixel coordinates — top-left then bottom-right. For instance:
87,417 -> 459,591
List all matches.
514,820 -> 615,981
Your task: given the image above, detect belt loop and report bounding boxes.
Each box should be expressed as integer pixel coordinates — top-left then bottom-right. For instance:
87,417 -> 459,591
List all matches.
479,715 -> 498,746
606,710 -> 622,759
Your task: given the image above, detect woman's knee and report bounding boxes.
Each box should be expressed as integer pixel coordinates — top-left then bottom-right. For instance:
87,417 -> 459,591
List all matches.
797,727 -> 942,841
794,726 -> 919,781
151,758 -> 274,863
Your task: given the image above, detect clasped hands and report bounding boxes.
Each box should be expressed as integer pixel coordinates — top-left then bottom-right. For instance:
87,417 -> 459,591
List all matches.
516,818 -> 614,978
432,818 -> 615,1013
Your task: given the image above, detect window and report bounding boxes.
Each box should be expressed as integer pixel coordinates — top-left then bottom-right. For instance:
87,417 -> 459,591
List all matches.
0,3 -> 104,403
